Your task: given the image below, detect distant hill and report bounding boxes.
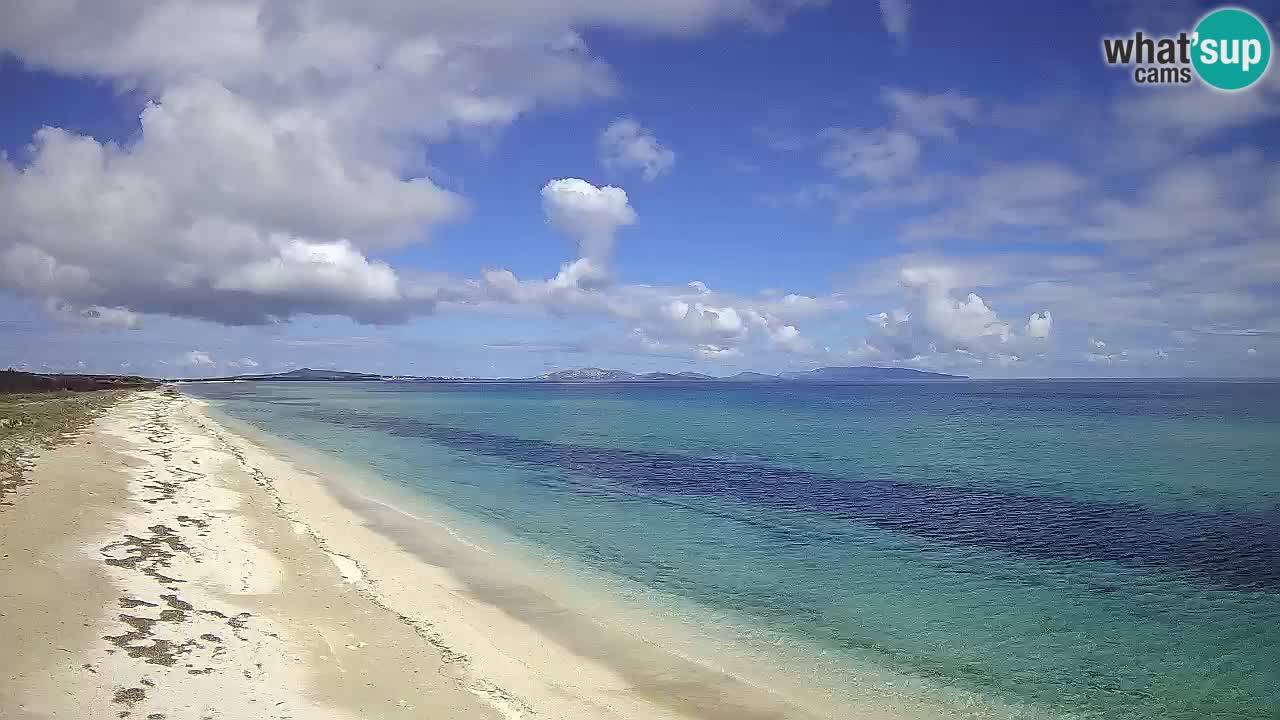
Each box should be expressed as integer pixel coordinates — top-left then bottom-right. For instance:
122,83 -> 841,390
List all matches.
779,366 -> 964,381
0,370 -> 159,394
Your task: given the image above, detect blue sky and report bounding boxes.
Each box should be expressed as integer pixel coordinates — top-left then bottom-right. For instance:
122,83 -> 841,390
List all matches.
1,0 -> 1278,378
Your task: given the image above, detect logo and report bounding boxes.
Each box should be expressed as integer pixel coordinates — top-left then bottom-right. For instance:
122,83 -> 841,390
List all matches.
1102,6 -> 1272,90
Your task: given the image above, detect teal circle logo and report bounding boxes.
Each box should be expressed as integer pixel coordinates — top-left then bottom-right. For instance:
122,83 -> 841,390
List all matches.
1192,7 -> 1272,90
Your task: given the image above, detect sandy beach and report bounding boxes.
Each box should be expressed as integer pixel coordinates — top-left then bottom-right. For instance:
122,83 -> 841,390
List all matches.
1,388 -> 501,719
1,388 -> 850,720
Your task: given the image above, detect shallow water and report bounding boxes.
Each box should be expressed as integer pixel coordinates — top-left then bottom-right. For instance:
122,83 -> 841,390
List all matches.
185,380 -> 1280,719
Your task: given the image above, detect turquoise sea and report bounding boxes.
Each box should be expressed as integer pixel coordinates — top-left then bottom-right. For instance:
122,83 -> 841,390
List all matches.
184,380 -> 1280,719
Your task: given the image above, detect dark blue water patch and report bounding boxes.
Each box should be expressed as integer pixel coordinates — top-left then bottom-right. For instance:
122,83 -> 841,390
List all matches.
304,409 -> 1280,592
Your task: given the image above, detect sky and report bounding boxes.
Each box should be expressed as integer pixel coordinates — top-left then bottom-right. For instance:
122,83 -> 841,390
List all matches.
1,0 -> 1278,379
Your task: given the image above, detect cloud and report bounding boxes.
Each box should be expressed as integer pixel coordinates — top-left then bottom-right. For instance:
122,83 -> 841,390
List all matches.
910,286 -> 1011,345
902,163 -> 1085,241
1083,151 -> 1270,251
764,322 -> 809,352
599,119 -> 675,181
0,243 -> 93,299
43,299 -> 143,330
819,127 -> 920,182
878,0 -> 910,44
508,70 -> 1274,377
1115,70 -> 1280,142
609,328 -> 748,362
0,0 -> 819,329
832,240 -> 1280,376
866,309 -> 910,329
540,178 -> 637,260
138,81 -> 466,245
484,340 -> 588,354
213,237 -> 404,313
0,2 -> 811,89
461,261 -> 840,360
796,84 -> 1255,367
662,300 -> 749,340
180,350 -> 215,367
1086,348 -> 1127,364
615,328 -> 692,359
1026,311 -> 1052,339
847,259 -> 1068,370
697,344 -> 743,360
781,88 -> 983,224
3,6 -> 1276,379
882,88 -> 978,139
0,88 -> 448,325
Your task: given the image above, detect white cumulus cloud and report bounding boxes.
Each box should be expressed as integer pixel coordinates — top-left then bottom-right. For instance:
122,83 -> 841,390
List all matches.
540,178 -> 637,260
1026,311 -> 1052,339
0,0 -> 819,329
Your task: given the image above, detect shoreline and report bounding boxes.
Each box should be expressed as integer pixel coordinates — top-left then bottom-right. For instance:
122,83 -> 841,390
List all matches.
3,388 -> 1028,719
191,392 -> 1040,720
191,393 -> 840,720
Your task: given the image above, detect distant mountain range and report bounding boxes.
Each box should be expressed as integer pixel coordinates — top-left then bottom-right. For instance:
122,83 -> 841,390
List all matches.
187,366 -> 964,383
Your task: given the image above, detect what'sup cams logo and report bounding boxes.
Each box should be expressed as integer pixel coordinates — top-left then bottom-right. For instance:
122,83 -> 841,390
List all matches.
1102,6 -> 1272,90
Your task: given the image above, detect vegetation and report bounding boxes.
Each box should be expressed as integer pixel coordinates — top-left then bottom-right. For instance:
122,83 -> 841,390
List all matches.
0,369 -> 158,394
0,371 -> 158,504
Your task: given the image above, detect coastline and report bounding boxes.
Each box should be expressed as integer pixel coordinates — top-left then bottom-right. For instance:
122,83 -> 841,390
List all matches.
191,393 -> 840,720
191,391 -> 1041,720
3,387 -> 1027,719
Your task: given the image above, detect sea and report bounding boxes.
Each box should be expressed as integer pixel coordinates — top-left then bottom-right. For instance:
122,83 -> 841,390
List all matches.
183,379 -> 1280,719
